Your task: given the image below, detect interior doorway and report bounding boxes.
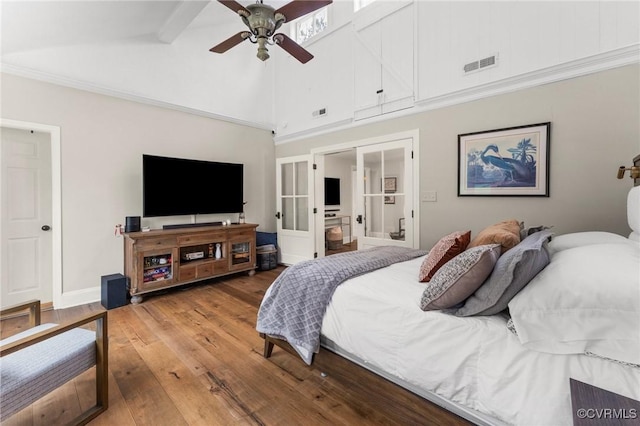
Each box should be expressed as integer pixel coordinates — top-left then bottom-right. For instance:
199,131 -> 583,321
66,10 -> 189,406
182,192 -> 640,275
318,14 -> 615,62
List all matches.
312,129 -> 420,259
323,150 -> 357,257
0,119 -> 62,308
276,130 -> 419,266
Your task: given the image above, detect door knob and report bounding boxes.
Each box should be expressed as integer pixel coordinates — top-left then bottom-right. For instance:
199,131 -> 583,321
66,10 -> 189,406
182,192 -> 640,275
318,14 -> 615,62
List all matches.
41,225 -> 51,231
275,212 -> 281,219
356,215 -> 363,224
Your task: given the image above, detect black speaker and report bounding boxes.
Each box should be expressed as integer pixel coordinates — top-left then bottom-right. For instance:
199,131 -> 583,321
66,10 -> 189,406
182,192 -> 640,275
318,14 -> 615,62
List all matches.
125,216 -> 141,233
101,273 -> 128,310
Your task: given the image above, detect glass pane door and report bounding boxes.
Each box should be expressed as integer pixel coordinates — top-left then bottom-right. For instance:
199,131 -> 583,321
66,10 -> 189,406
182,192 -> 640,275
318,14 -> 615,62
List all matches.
281,161 -> 309,231
276,155 -> 314,264
356,139 -> 413,249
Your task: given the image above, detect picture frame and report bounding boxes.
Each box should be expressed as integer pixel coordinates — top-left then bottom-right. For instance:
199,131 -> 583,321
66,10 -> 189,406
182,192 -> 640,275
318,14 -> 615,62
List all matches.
458,122 -> 550,196
384,195 -> 395,204
384,177 -> 397,193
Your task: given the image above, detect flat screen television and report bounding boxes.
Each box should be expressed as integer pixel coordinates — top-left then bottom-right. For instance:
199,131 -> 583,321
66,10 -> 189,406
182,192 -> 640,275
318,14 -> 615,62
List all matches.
143,154 -> 243,217
324,177 -> 340,206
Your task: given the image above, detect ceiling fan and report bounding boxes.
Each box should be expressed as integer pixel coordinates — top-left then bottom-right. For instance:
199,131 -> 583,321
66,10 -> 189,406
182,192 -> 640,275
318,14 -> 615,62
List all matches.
210,0 -> 332,64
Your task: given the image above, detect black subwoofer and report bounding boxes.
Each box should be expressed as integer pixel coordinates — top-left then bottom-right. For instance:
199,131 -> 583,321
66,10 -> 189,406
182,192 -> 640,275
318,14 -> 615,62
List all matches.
101,273 -> 128,310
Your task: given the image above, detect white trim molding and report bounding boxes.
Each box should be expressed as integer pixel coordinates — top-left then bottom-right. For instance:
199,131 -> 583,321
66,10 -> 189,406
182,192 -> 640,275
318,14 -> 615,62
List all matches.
274,43 -> 640,145
415,43 -> 640,112
0,63 -> 274,132
58,286 -> 102,310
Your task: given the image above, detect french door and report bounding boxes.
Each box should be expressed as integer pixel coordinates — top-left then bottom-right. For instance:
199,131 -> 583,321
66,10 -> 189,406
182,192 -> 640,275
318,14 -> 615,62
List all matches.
275,155 -> 314,265
355,138 -> 415,250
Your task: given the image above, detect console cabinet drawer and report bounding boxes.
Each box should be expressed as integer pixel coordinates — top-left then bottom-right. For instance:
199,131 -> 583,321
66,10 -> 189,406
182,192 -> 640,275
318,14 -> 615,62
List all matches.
135,236 -> 177,250
180,265 -> 197,281
179,261 -> 227,281
178,232 -> 226,246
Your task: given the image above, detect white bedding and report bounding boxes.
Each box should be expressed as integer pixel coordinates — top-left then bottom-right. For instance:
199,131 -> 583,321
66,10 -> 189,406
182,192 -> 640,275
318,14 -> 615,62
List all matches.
320,255 -> 640,426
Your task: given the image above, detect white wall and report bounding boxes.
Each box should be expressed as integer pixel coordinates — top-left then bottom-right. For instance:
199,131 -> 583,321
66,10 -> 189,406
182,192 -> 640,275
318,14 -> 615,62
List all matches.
1,73 -> 275,306
275,64 -> 640,250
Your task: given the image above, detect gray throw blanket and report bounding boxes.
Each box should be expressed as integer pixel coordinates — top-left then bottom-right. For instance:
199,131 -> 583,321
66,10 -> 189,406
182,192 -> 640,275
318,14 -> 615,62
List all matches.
256,246 -> 427,364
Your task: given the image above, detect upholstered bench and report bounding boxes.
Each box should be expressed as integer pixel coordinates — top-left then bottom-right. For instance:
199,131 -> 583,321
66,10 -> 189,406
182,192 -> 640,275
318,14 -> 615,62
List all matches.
0,301 -> 108,425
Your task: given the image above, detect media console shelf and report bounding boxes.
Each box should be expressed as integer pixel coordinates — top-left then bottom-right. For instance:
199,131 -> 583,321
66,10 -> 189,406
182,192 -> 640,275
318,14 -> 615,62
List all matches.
124,223 -> 257,304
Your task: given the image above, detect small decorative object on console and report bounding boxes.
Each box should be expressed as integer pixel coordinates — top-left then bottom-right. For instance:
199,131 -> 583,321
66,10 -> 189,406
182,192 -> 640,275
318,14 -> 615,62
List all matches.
183,251 -> 204,260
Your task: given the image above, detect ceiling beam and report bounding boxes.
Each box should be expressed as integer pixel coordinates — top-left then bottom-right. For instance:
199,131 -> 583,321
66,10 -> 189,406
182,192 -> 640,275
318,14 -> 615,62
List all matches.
157,1 -> 211,44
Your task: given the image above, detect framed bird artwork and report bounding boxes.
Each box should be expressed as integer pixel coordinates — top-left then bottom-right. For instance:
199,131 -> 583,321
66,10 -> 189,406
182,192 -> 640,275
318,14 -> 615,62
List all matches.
458,122 -> 550,196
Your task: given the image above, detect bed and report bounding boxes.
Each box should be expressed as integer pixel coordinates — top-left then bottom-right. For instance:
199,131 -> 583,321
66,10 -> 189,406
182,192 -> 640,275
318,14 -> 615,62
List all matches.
257,169 -> 640,425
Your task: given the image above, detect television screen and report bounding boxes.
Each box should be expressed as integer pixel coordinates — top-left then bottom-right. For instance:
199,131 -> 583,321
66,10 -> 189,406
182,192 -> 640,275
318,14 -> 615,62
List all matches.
324,177 -> 340,206
143,154 -> 243,217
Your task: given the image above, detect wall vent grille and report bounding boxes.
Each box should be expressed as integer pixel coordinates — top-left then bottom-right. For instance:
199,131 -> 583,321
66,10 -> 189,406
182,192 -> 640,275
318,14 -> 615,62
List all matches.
464,54 -> 498,74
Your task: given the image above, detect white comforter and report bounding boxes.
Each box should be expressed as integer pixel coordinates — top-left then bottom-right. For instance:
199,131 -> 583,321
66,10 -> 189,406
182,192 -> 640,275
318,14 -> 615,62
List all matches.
320,255 -> 640,426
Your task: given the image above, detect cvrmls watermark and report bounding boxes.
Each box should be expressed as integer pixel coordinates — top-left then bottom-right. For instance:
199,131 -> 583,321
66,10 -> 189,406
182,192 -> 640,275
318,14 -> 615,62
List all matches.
576,408 -> 637,420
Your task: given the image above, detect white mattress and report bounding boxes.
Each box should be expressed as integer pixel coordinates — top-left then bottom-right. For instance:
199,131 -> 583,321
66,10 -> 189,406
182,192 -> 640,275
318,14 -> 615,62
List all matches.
320,255 -> 640,426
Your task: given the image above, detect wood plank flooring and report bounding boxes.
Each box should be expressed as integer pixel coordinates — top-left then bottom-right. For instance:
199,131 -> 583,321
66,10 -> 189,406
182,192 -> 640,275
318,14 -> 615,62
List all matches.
325,240 -> 357,256
0,267 -> 470,426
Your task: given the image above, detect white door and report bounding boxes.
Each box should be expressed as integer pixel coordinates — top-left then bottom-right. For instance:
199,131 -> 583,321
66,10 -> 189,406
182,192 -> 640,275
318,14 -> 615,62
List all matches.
1,127 -> 53,306
276,155 -> 314,265
355,138 -> 415,250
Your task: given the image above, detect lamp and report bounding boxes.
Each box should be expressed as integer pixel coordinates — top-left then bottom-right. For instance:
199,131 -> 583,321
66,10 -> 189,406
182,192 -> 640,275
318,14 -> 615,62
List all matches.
617,165 -> 640,180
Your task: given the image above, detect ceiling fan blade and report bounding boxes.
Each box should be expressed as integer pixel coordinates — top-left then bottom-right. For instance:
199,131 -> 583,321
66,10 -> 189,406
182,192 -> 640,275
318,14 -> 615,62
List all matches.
218,0 -> 249,15
275,0 -> 332,22
274,33 -> 313,64
210,32 -> 251,53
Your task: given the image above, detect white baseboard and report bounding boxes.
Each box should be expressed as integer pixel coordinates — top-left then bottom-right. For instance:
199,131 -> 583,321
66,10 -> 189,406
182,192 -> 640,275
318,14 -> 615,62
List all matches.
57,286 -> 101,309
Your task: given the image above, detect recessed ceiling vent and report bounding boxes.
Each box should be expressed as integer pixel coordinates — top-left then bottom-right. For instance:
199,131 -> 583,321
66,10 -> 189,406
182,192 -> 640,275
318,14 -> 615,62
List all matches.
464,54 -> 498,74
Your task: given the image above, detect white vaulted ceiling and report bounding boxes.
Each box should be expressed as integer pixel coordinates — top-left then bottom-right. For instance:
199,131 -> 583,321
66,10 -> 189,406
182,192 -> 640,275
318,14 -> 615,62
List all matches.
1,0 -> 286,129
2,0 -> 639,138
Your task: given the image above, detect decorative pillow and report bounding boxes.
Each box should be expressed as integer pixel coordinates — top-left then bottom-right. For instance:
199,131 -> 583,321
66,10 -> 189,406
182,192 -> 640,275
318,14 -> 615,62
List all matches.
468,219 -> 521,253
508,243 -> 640,365
420,244 -> 501,311
628,186 -> 640,241
519,224 -> 553,241
546,231 -> 632,257
418,230 -> 471,282
455,229 -> 553,317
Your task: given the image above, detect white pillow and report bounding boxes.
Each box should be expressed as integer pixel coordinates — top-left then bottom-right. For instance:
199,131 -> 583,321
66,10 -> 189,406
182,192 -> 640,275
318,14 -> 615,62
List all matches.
629,186 -> 640,241
547,231 -> 631,257
508,243 -> 640,365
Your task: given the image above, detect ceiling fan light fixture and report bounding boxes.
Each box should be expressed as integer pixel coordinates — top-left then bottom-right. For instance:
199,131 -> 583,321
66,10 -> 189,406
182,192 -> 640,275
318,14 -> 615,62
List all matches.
246,3 -> 277,36
212,0 -> 333,63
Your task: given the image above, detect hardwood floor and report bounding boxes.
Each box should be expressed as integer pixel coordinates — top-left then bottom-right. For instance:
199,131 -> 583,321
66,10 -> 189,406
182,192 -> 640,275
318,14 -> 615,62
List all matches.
325,240 -> 357,256
1,267 -> 470,426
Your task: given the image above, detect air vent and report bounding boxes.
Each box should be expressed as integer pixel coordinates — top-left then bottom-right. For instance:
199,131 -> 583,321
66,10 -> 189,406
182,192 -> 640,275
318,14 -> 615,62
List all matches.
464,61 -> 479,73
312,107 -> 328,118
463,54 -> 498,74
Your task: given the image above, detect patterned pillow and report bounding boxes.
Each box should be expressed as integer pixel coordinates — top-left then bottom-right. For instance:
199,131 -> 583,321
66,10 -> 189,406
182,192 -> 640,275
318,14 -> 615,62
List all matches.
420,244 -> 501,311
418,231 -> 471,282
468,219 -> 521,253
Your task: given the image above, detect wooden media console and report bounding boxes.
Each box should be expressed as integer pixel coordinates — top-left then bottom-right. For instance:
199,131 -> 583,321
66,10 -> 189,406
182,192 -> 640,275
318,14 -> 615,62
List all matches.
124,223 -> 257,303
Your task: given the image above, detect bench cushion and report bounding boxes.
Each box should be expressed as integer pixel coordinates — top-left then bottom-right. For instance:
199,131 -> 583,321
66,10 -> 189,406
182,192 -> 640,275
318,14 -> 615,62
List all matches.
0,324 -> 96,420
